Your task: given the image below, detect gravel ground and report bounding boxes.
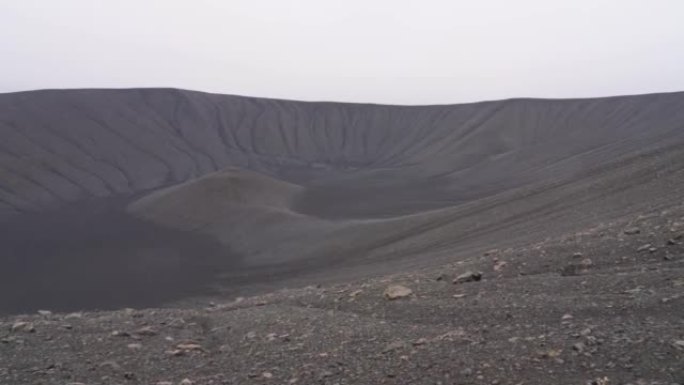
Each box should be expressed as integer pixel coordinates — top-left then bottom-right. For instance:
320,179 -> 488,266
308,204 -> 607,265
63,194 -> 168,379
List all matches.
2,205 -> 682,385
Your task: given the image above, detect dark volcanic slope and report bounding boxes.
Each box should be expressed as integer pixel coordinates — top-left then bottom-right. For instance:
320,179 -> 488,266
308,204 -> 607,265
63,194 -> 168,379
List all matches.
1,89 -> 684,314
2,88 -> 683,219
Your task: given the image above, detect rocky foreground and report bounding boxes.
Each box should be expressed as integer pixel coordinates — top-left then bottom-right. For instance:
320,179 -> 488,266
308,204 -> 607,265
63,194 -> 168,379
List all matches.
2,204 -> 683,385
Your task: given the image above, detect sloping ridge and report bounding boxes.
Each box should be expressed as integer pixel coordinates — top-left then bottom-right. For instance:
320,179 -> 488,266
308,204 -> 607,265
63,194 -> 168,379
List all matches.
1,88 -> 684,314
127,167 -> 340,264
129,167 -> 304,231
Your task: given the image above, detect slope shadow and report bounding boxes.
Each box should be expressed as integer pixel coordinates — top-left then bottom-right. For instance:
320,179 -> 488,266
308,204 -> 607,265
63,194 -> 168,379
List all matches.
0,198 -> 239,315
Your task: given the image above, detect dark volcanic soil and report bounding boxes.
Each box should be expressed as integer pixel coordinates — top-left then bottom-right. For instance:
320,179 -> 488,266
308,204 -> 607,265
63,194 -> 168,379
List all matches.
0,198 -> 238,315
0,89 -> 683,384
1,204 -> 683,385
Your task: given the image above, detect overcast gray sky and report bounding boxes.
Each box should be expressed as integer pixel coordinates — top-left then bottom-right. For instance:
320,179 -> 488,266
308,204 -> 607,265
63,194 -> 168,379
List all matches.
2,0 -> 684,104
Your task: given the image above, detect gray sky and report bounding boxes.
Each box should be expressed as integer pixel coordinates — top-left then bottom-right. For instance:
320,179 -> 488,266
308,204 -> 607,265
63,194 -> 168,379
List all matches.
2,0 -> 684,104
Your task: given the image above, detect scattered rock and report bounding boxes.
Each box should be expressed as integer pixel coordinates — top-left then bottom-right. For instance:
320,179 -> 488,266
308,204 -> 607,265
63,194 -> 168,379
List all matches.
623,227 -> 640,235
180,379 -> 194,385
176,342 -> 205,353
539,348 -> 563,358
262,372 -> 273,379
65,312 -> 83,320
666,238 -> 678,245
452,271 -> 482,284
436,328 -> 466,341
266,332 -> 278,341
452,293 -> 466,299
586,377 -> 610,385
637,244 -> 652,252
672,340 -> 684,350
661,293 -> 682,303
561,314 -> 574,321
127,343 -> 142,350
155,382 -> 173,385
10,322 -> 35,333
493,260 -> 507,271
37,310 -> 52,316
573,342 -> 586,353
348,289 -> 363,298
383,285 -> 413,300
164,349 -> 184,357
560,258 -> 593,276
412,338 -> 428,346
